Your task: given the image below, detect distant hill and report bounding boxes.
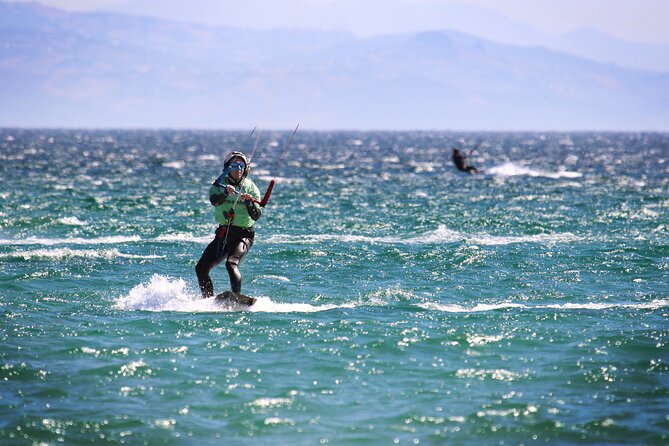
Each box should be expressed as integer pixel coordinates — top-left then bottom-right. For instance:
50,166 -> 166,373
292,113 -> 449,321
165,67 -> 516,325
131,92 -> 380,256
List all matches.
1,1 -> 668,130
333,0 -> 669,73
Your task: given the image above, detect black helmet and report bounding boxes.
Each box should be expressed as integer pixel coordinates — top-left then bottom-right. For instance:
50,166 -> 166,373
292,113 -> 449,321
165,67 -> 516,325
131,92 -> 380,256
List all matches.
223,151 -> 250,177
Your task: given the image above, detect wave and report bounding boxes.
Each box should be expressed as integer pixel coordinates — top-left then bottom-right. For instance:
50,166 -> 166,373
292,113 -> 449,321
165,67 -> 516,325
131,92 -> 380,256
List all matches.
154,233 -> 210,243
418,299 -> 669,313
116,276 -> 668,315
162,161 -> 185,169
0,233 -> 208,246
0,235 -> 141,246
0,248 -> 164,260
255,175 -> 303,185
253,275 -> 291,282
485,162 -> 582,179
406,225 -> 582,246
58,216 -> 87,226
1,225 -> 582,248
265,225 -> 582,246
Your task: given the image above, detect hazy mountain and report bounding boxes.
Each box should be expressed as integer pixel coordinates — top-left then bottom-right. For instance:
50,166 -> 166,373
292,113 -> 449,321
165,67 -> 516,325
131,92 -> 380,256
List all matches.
551,29 -> 669,73
352,0 -> 669,73
1,1 -> 668,130
76,0 -> 669,73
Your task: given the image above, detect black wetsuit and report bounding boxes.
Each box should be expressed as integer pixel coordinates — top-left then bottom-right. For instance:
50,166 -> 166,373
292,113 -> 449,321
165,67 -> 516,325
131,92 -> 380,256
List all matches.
195,224 -> 255,297
195,177 -> 261,298
452,150 -> 479,174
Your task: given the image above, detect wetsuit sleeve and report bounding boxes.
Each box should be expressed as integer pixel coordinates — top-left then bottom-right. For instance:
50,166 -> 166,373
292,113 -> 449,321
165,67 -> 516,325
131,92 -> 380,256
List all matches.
243,180 -> 262,221
245,201 -> 261,221
246,180 -> 262,220
209,184 -> 228,206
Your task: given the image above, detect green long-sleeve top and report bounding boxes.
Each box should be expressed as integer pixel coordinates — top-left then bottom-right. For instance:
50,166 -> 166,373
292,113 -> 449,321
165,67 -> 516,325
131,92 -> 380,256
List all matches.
209,177 -> 261,227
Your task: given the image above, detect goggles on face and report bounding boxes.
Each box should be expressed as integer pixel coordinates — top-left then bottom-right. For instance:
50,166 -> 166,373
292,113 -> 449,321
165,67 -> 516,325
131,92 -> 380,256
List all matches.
228,162 -> 246,171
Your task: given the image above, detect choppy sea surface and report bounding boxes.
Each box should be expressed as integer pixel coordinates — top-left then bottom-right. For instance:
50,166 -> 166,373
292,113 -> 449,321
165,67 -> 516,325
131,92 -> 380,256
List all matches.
1,129 -> 668,445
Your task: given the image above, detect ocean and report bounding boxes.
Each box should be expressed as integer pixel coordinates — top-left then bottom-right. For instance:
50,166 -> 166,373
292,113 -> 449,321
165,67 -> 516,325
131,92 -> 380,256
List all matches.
1,129 -> 668,445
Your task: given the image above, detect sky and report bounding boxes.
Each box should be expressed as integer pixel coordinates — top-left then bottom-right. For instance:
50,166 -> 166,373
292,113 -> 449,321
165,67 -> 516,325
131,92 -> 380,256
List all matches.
8,0 -> 669,44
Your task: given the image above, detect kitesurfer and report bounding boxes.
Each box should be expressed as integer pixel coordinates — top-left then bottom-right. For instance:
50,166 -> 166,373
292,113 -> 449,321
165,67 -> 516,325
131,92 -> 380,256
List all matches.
452,148 -> 479,174
195,151 -> 261,298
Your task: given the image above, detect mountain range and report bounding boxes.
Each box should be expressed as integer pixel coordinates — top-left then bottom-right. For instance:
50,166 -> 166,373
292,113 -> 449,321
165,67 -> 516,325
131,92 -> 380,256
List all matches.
1,1 -> 668,130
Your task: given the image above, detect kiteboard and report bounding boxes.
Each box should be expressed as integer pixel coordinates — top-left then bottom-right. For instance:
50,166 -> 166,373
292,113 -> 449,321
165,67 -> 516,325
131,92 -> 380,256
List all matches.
215,291 -> 257,307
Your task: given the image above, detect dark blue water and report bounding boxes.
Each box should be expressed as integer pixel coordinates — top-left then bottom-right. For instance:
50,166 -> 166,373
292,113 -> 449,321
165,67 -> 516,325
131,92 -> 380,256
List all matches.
1,129 -> 668,445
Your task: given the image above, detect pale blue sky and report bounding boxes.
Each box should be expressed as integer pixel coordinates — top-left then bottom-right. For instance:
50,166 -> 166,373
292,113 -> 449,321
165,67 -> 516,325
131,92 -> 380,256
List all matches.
8,0 -> 669,44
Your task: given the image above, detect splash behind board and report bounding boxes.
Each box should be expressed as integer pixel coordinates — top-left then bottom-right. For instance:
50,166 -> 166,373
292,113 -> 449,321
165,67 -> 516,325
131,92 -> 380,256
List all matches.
215,291 -> 257,307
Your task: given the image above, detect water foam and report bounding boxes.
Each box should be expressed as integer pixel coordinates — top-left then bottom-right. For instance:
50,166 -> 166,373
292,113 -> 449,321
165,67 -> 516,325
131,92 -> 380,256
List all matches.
0,248 -> 163,260
58,216 -> 87,226
155,233 -> 210,243
0,235 -> 142,246
115,275 -> 213,312
253,275 -> 291,282
1,225 -> 581,249
116,275 -> 354,313
418,299 -> 669,313
0,234 -> 211,246
486,162 -> 582,179
162,161 -> 185,170
407,225 -> 583,246
265,225 -> 581,247
117,276 -> 669,314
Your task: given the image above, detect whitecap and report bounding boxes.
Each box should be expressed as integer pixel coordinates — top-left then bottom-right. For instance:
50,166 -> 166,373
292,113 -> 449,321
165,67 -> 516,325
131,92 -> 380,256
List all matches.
263,232 -> 395,245
59,216 -> 86,226
253,275 -> 291,282
418,299 -> 669,313
381,155 -> 400,163
466,334 -> 505,346
564,154 -> 579,165
545,299 -> 669,310
418,302 -> 527,313
255,175 -> 303,185
162,161 -> 185,169
0,248 -> 163,260
263,224 -> 581,247
245,296 -> 353,313
467,231 -> 582,246
118,360 -> 149,377
0,235 -> 142,246
485,162 -> 581,179
198,154 -> 219,162
155,233 -> 210,243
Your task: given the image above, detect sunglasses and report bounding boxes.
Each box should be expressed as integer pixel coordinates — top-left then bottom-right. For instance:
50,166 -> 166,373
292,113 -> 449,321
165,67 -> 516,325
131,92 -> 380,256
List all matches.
228,162 -> 246,171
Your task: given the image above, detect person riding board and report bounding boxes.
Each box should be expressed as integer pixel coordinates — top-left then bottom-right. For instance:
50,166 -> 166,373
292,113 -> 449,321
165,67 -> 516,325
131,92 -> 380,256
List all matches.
452,147 -> 480,174
195,151 -> 261,299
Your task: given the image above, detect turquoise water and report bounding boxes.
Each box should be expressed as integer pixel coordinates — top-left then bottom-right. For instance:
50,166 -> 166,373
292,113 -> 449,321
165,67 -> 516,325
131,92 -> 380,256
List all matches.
1,129 -> 668,445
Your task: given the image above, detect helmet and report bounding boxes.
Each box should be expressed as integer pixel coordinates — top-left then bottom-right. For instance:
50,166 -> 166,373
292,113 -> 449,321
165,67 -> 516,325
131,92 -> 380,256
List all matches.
223,151 -> 250,177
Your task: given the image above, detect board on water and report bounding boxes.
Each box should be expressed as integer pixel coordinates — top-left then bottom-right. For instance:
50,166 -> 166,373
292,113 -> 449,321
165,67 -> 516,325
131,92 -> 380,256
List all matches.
215,291 -> 257,307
